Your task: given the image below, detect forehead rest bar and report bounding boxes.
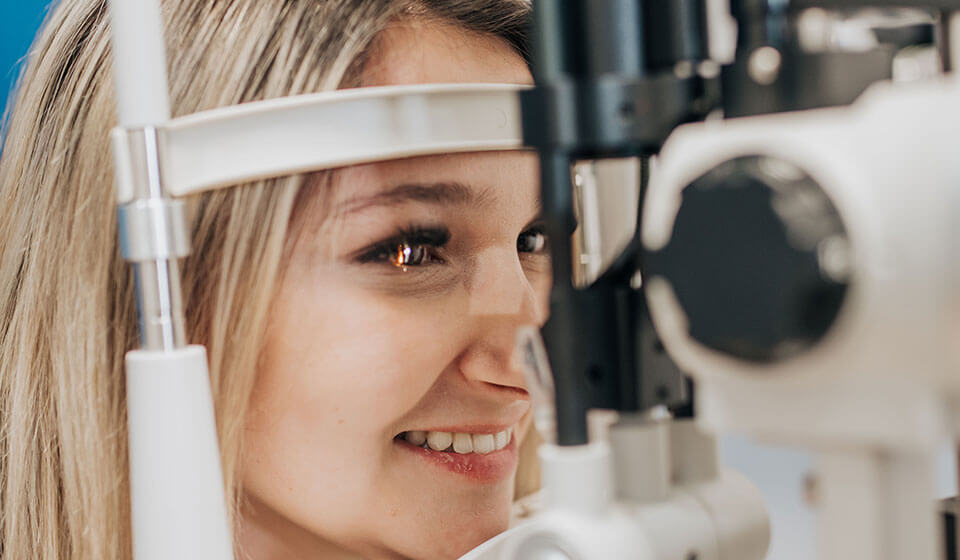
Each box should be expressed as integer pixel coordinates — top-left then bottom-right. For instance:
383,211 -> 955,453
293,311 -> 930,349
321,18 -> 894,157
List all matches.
112,83 -> 530,203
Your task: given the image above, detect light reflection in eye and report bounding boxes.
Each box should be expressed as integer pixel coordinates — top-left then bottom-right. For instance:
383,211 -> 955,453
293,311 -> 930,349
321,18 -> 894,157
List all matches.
393,243 -> 427,268
517,227 -> 548,254
395,245 -> 410,267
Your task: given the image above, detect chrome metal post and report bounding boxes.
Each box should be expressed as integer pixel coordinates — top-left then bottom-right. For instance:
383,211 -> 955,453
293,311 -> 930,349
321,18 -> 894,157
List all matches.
114,127 -> 190,350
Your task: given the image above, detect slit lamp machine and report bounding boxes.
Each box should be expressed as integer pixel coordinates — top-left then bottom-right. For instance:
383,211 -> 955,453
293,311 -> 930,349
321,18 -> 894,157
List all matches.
105,0 -> 960,559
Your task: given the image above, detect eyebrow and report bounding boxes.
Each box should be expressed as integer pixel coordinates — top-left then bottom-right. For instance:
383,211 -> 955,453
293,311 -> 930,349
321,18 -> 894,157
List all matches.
334,181 -> 495,215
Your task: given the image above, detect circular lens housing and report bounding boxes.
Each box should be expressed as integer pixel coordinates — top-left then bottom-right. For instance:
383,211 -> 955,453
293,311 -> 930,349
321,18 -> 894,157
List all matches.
645,155 -> 851,363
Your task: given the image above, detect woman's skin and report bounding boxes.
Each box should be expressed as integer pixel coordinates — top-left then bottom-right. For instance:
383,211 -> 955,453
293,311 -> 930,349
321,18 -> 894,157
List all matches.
237,19 -> 550,560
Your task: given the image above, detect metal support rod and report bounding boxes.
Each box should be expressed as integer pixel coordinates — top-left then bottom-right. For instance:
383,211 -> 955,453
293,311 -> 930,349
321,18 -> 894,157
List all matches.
937,10 -> 955,72
132,259 -> 187,350
540,149 -> 590,446
117,127 -> 189,351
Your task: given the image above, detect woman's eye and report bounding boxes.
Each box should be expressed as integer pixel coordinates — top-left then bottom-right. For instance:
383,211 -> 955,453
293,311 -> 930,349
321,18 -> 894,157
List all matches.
517,227 -> 548,254
356,226 -> 450,268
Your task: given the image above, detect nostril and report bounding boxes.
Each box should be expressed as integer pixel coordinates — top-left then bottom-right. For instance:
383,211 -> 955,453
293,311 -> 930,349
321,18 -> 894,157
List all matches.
487,383 -> 531,398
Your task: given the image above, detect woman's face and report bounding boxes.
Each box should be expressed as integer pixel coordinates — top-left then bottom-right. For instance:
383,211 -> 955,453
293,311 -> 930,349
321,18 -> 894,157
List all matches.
239,21 -> 549,560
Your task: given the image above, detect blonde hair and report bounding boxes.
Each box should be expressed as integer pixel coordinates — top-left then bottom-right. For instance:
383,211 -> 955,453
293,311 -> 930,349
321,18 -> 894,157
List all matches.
0,1 -> 533,558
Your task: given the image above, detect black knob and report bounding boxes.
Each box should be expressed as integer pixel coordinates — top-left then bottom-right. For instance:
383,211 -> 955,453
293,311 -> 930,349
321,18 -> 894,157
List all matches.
645,155 -> 851,363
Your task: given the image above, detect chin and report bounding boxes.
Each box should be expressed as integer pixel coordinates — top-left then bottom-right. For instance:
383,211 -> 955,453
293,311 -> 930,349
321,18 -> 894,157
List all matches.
392,503 -> 511,560
433,521 -> 508,560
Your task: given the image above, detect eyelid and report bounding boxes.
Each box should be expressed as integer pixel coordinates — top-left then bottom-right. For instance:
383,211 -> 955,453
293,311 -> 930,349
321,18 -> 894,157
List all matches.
521,217 -> 548,235
522,222 -> 546,235
519,222 -> 549,246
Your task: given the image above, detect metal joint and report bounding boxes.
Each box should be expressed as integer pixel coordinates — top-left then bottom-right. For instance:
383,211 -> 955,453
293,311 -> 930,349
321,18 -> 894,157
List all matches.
117,198 -> 190,261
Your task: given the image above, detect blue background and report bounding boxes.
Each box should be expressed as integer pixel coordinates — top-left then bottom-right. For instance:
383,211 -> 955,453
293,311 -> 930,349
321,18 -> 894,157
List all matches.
2,1 -> 53,117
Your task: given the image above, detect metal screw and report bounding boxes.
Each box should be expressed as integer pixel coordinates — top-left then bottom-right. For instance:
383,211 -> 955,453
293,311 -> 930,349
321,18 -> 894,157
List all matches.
674,60 -> 696,79
698,60 -> 721,79
749,46 -> 783,85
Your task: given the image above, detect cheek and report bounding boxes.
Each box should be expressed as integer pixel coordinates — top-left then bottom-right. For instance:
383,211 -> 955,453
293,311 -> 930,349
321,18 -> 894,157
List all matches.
250,276 -> 468,448
241,275 -> 474,538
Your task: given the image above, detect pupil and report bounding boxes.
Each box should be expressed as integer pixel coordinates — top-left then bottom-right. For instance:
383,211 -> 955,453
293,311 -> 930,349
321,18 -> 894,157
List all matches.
395,243 -> 425,267
519,232 -> 543,253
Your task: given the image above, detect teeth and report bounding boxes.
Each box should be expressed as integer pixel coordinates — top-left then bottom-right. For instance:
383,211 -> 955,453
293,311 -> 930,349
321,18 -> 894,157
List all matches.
404,428 -> 513,454
452,433 -> 474,454
494,429 -> 509,450
426,431 -> 452,451
405,430 -> 427,446
472,434 -> 495,454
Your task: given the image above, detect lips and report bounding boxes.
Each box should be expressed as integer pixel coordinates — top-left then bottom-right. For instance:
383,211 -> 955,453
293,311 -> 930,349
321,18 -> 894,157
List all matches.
391,402 -> 531,482
393,429 -> 520,482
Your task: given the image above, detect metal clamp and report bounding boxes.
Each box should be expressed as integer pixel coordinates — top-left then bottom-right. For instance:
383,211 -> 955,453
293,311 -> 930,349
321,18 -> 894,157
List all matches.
117,198 -> 190,261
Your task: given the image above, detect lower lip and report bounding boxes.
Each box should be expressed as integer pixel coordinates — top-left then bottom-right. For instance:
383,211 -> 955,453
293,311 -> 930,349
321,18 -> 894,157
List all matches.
394,436 -> 519,482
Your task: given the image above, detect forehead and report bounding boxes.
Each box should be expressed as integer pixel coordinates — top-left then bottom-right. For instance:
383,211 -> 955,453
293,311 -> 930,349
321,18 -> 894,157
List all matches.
361,18 -> 533,87
331,151 -> 537,212
329,18 -> 537,212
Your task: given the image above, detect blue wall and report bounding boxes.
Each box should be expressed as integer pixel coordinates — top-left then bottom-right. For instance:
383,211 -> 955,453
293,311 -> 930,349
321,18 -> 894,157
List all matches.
2,2 -> 54,115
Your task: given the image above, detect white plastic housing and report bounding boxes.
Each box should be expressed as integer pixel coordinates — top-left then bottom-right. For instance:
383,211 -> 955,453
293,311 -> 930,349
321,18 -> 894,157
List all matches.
643,76 -> 960,560
460,439 -> 768,560
643,76 -> 960,450
126,346 -> 233,560
460,468 -> 766,560
539,441 -> 615,515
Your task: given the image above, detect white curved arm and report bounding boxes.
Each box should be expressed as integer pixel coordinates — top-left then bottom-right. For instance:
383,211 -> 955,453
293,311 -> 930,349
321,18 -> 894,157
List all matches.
113,83 -> 530,203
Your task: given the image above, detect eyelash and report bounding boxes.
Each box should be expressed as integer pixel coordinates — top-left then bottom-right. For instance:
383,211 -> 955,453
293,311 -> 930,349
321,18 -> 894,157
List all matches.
356,224 -> 549,269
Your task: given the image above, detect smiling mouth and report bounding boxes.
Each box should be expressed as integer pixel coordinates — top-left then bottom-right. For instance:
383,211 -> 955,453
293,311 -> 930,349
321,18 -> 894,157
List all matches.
394,428 -> 513,454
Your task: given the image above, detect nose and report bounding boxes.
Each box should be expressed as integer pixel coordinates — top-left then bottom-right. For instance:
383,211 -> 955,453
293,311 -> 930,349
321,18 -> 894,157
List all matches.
457,246 -> 545,391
